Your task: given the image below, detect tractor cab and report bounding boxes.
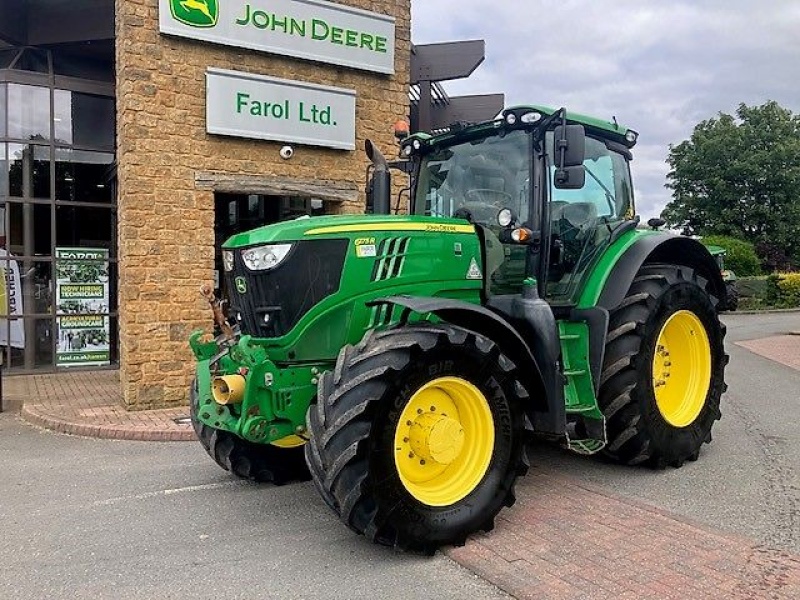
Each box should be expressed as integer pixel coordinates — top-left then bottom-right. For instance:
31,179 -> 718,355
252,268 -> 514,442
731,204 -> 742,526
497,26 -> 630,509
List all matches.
397,106 -> 639,307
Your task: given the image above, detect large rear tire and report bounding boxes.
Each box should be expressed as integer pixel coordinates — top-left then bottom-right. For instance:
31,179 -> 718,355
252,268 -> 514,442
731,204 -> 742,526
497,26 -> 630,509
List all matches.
598,264 -> 727,468
190,380 -> 310,484
305,324 -> 528,553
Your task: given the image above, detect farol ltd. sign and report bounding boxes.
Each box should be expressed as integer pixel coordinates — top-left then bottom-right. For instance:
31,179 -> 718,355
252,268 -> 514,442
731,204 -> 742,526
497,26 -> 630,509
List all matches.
159,0 -> 395,74
206,68 -> 356,150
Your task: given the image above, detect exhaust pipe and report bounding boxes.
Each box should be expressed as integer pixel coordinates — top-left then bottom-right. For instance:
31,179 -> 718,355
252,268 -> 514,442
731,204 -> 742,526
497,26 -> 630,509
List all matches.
365,139 -> 391,215
212,375 -> 246,405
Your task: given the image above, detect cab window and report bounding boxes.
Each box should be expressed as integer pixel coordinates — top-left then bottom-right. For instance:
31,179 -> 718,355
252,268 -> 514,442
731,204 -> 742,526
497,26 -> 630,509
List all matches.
546,133 -> 634,304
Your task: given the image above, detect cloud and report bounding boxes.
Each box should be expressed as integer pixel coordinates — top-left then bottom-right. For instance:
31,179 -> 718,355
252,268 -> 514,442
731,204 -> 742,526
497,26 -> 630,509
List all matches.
412,0 -> 800,218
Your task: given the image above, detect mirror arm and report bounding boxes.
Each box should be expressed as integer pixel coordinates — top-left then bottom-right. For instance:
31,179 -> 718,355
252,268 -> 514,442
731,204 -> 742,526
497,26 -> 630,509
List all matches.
556,108 -> 569,170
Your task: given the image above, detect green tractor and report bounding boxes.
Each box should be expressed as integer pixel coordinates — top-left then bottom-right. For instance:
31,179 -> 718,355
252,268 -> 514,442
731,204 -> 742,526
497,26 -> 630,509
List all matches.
706,245 -> 739,311
189,106 -> 728,553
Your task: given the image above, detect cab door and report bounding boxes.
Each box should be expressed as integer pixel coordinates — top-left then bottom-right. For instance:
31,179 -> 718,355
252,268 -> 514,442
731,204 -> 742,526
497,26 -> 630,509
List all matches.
544,134 -> 635,305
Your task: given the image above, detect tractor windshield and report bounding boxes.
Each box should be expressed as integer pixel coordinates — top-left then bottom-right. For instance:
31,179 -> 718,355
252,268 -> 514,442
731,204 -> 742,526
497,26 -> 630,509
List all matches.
414,130 -> 531,227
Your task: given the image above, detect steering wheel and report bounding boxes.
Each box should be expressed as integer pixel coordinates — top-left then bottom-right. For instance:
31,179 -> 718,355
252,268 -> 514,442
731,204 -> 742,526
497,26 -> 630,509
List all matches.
465,189 -> 513,205
460,189 -> 514,224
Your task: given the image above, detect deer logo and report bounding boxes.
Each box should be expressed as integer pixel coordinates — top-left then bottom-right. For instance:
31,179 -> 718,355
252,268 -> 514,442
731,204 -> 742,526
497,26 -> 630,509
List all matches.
169,0 -> 218,28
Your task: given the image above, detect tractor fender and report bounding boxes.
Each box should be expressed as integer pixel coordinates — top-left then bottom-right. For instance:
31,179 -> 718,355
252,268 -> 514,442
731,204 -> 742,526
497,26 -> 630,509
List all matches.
372,296 -> 552,417
597,234 -> 727,311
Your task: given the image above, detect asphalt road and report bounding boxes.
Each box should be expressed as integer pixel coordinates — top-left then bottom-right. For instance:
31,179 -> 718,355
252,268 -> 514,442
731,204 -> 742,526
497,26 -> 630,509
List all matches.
0,417 -> 510,600
1,312 -> 798,599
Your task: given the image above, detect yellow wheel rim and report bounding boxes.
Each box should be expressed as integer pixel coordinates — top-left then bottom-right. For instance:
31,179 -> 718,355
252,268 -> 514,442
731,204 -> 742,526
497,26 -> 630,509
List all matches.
393,376 -> 495,507
270,435 -> 306,448
652,310 -> 712,428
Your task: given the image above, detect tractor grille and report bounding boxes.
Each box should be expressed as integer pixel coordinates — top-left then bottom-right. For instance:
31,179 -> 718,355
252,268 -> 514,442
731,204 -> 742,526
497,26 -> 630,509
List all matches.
227,239 -> 348,338
370,237 -> 410,281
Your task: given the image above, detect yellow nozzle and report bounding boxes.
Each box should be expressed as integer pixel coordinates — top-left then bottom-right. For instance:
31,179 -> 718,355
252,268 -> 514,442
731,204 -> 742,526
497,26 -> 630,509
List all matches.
212,374 -> 246,405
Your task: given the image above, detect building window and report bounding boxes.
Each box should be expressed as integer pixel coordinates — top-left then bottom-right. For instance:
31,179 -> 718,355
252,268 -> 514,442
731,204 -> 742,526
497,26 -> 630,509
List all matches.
1,49 -> 116,372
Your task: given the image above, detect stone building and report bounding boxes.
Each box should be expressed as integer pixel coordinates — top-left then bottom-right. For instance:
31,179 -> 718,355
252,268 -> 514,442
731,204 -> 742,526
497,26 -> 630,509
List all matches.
0,0 -> 411,408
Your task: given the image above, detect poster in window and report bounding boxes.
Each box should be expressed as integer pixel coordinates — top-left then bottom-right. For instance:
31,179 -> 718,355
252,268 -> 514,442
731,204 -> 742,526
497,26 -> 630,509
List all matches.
55,247 -> 110,367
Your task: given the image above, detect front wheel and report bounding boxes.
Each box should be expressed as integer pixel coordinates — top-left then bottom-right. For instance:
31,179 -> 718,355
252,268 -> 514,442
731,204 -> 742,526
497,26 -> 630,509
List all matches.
189,380 -> 310,483
598,264 -> 727,468
305,324 -> 528,553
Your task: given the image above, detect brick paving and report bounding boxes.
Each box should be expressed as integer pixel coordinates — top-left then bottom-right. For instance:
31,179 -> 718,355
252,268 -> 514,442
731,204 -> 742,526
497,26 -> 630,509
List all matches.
446,467 -> 800,600
6,371 -> 193,441
736,334 -> 800,371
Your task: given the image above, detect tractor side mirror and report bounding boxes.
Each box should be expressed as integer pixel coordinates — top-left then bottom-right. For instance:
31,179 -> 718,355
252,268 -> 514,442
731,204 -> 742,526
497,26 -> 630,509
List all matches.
553,124 -> 586,190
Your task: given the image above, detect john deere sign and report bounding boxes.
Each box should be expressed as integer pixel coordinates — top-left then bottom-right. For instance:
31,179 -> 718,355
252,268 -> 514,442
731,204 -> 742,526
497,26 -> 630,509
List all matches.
169,0 -> 219,28
159,0 -> 395,74
206,68 -> 356,150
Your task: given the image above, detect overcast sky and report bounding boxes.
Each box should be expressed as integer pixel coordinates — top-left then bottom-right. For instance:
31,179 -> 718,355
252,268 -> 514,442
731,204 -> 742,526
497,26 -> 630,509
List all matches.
411,0 -> 800,219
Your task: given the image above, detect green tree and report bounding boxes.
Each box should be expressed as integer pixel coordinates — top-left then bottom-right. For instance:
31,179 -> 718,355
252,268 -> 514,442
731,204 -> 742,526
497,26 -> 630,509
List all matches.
662,101 -> 800,262
700,235 -> 761,276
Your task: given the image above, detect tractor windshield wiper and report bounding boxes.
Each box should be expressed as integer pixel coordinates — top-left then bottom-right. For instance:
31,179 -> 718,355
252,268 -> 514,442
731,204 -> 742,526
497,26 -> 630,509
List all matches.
584,165 -> 616,215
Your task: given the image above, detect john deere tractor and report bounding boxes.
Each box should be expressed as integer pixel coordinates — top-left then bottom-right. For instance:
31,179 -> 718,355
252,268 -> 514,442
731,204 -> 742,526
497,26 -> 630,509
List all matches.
706,245 -> 739,311
189,106 -> 728,553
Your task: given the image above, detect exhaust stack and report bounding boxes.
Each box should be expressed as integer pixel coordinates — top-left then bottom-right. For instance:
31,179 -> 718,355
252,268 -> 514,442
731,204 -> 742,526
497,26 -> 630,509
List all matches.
365,139 -> 391,215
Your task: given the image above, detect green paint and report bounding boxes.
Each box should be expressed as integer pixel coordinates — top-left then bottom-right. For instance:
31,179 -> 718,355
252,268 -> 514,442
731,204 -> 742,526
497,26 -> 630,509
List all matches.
509,104 -> 634,140
411,105 -> 635,151
234,5 -> 387,53
237,93 -> 289,119
558,320 -> 606,453
233,93 -> 337,128
299,102 -> 333,125
190,108 -> 665,453
170,0 -> 218,28
576,229 -> 661,309
559,321 -> 601,418
192,214 -> 483,442
235,276 -> 247,294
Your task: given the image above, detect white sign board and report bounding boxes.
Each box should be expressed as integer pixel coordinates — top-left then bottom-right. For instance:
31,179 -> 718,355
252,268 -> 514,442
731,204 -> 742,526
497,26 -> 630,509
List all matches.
0,248 -> 25,349
158,0 -> 395,75
206,68 -> 356,150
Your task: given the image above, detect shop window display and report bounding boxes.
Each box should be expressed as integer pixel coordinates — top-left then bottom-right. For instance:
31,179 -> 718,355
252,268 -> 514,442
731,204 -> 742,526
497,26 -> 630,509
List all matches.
1,64 -> 117,371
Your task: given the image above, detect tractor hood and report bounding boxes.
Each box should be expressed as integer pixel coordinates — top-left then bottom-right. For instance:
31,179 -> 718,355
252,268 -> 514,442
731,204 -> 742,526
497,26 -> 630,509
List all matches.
223,214 -> 476,248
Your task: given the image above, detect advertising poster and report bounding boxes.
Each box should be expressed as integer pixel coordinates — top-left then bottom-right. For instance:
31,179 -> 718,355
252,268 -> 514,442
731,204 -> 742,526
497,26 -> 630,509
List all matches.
55,247 -> 111,367
0,247 -> 25,348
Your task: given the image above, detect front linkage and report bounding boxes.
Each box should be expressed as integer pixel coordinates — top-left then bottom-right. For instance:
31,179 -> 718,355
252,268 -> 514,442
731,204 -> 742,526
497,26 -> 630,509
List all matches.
190,329 -> 324,445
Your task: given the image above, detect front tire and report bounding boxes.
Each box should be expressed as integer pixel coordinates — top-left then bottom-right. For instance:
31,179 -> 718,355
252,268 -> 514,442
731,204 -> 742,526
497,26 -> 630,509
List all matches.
598,264 -> 727,467
190,380 -> 310,483
305,324 -> 528,553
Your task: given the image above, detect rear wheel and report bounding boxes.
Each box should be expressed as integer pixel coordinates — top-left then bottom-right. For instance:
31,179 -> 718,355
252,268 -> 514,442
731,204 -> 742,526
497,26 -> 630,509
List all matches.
598,264 -> 727,467
305,324 -> 528,553
190,380 -> 310,483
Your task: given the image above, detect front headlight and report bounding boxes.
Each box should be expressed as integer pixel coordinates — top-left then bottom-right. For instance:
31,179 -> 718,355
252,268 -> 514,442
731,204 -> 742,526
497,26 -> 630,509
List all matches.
222,250 -> 234,272
241,243 -> 293,271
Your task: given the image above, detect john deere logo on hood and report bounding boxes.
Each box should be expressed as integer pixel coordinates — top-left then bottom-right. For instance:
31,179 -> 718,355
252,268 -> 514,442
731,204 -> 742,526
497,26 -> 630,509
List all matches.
170,0 -> 218,28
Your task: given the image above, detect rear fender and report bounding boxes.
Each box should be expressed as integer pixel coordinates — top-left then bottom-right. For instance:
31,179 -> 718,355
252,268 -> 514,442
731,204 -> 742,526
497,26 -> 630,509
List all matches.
597,234 -> 727,311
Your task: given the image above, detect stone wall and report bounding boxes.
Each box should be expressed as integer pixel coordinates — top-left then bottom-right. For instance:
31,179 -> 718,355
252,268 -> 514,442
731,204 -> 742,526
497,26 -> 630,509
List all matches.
115,0 -> 411,409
